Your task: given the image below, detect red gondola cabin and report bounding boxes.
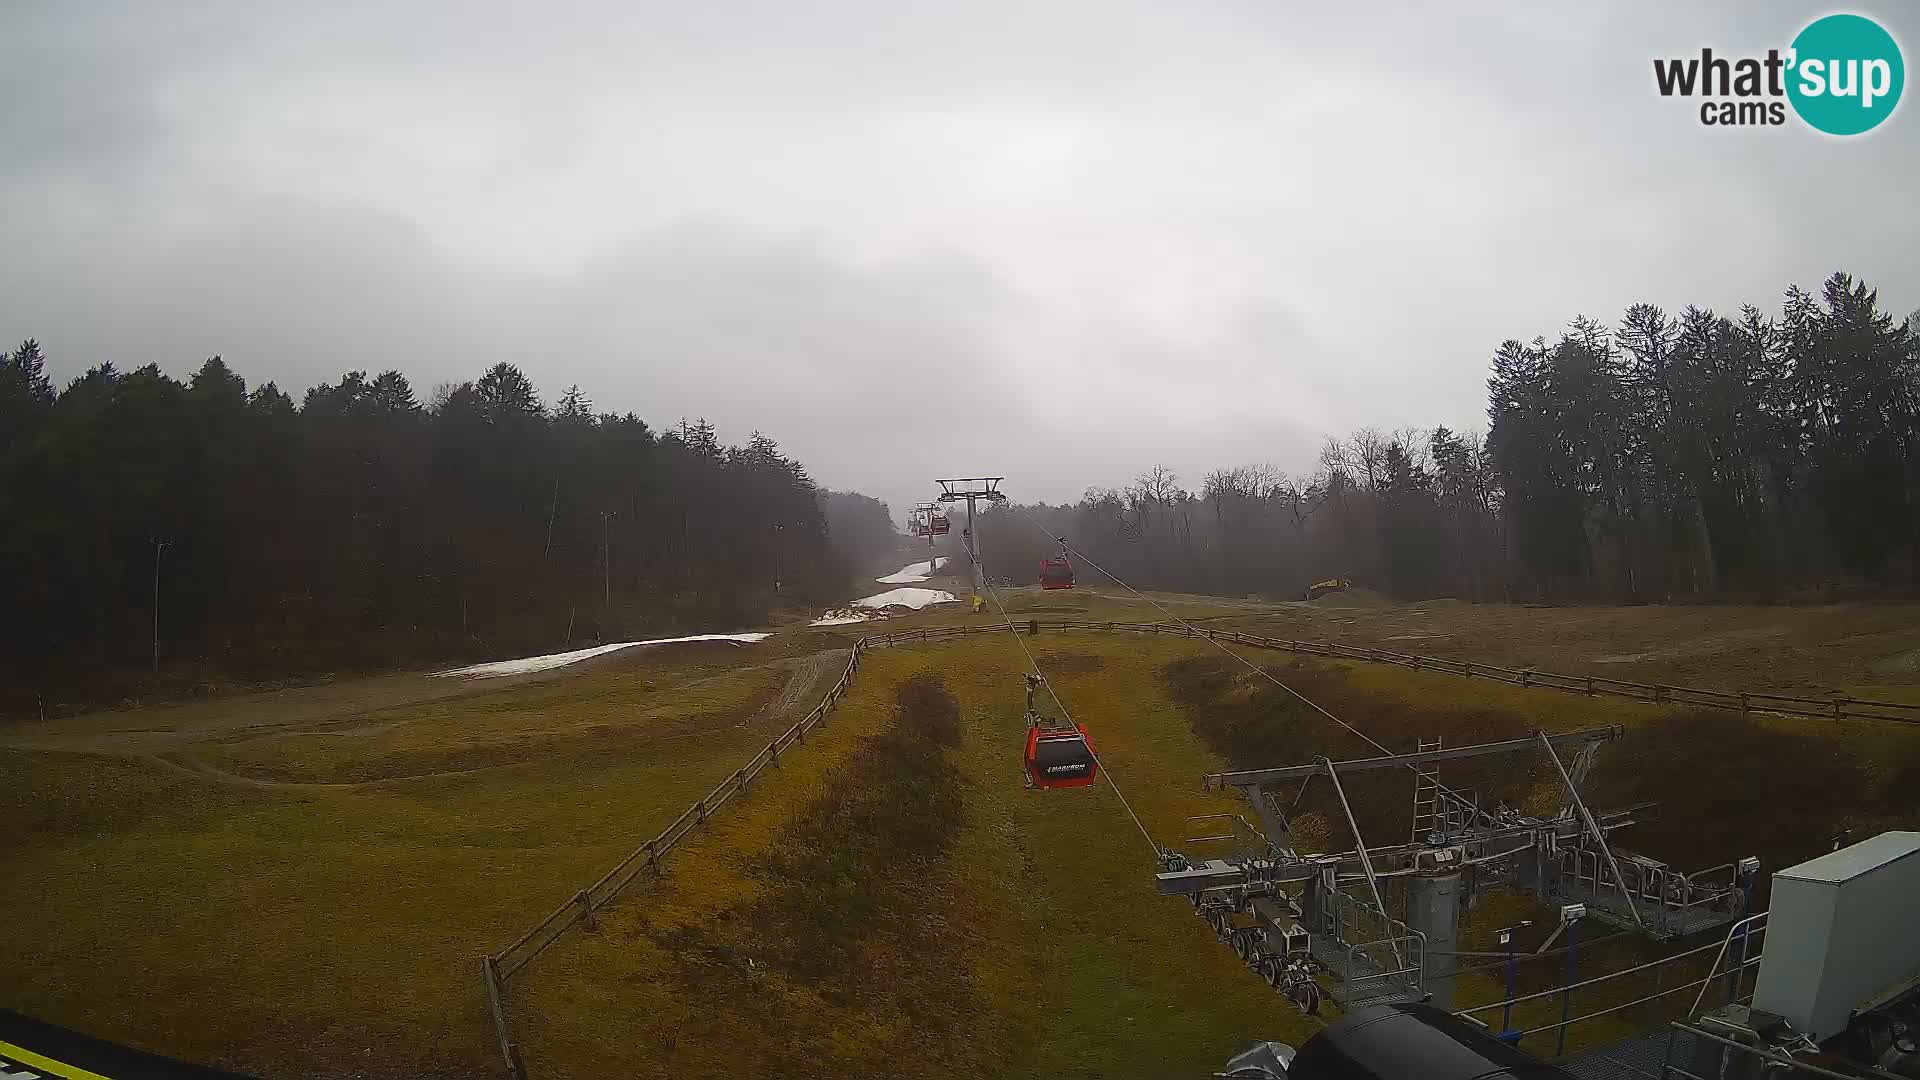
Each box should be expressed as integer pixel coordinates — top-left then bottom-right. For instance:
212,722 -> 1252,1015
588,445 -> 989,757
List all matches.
1039,556 -> 1075,590
1025,724 -> 1097,788
929,510 -> 951,535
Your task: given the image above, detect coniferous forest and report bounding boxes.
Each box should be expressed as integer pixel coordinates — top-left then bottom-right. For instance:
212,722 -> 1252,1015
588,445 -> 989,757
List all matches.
0,355 -> 845,713
980,273 -> 1918,605
4,271 -> 1916,713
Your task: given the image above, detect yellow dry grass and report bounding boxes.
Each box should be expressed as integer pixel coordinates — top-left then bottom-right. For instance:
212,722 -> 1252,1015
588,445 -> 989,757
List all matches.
8,592 -> 1920,1077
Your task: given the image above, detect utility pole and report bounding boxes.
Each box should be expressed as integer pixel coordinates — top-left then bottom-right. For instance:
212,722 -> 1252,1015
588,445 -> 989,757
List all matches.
151,538 -> 169,673
601,511 -> 614,613
771,523 -> 783,594
936,478 -> 1007,599
542,478 -> 559,563
1495,919 -> 1532,1043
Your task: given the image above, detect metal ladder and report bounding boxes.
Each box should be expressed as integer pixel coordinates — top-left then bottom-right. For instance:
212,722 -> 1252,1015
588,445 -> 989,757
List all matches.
1411,737 -> 1443,842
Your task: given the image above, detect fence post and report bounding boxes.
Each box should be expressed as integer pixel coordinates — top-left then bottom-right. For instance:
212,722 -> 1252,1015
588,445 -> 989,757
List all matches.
646,840 -> 661,875
574,889 -> 596,932
1520,671 -> 1531,689
484,956 -> 528,1080
695,798 -> 708,824
1585,677 -> 1595,696
1739,692 -> 1749,717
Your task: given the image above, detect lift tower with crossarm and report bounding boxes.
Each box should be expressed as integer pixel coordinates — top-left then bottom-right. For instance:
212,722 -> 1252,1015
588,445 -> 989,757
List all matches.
936,477 -> 1006,600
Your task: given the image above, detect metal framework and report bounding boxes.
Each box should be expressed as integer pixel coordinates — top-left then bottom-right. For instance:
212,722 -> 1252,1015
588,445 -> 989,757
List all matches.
1159,727 -> 1759,1016
934,477 -> 1006,596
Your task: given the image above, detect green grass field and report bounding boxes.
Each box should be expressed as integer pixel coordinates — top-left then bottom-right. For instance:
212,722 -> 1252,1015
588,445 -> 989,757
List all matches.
6,591 -> 1920,1077
512,634 -> 1315,1079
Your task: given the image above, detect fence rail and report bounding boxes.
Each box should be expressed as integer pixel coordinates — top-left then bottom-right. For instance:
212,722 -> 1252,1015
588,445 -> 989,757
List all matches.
1173,624 -> 1920,726
477,614 -> 1918,1075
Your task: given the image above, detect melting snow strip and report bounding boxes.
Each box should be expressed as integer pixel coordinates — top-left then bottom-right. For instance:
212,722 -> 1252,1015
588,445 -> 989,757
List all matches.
875,556 -> 950,584
808,612 -> 873,626
853,587 -> 958,610
431,633 -> 772,678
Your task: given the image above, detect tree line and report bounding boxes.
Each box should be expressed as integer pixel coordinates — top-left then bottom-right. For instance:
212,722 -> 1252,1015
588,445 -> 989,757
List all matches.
819,490 -> 905,577
0,350 -> 855,714
979,272 -> 1917,603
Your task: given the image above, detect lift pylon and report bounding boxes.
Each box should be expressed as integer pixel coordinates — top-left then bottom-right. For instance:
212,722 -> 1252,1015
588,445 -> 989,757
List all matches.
935,477 -> 1006,598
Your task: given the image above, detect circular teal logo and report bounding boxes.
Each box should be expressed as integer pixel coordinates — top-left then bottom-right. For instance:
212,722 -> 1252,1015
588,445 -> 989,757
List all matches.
1787,14 -> 1904,135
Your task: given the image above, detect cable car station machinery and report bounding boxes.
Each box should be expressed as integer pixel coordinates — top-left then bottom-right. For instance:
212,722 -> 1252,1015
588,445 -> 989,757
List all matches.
1153,727 -> 1760,1014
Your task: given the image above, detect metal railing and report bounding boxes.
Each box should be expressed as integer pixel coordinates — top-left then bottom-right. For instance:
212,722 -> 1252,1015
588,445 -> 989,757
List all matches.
1183,813 -> 1271,860
1343,935 -> 1427,988
1659,1021 -> 1901,1080
1457,912 -> 1768,1048
1555,844 -> 1746,935
1689,911 -> 1768,1016
1320,885 -> 1426,1000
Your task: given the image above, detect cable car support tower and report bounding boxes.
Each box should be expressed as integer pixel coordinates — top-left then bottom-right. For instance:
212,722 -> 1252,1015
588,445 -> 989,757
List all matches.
936,477 -> 1006,599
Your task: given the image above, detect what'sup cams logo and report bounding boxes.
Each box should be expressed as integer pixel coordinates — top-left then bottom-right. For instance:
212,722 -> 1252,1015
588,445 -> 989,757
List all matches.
1654,13 -> 1904,134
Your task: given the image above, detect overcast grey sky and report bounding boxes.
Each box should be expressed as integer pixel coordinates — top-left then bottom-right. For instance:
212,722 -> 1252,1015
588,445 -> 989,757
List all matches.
4,2 -> 1916,517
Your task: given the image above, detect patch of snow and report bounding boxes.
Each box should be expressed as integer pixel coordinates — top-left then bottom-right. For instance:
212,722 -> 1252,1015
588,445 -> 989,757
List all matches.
853,587 -> 959,610
808,608 -> 874,626
876,556 -> 950,584
432,633 -> 771,678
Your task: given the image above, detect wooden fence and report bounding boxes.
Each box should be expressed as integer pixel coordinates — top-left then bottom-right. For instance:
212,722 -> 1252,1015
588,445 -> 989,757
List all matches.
479,617 -> 1920,1074
1182,625 -> 1920,726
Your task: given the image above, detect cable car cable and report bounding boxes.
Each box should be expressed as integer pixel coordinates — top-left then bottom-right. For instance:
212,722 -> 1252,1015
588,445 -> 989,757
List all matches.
962,542 -> 1162,858
1014,508 -> 1494,814
1015,507 -> 1402,756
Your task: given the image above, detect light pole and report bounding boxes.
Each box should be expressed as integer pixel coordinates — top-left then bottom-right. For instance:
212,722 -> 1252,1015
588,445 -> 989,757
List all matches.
1496,919 -> 1532,1043
772,523 -> 783,594
1556,904 -> 1586,1057
600,510 -> 617,626
151,538 -> 169,673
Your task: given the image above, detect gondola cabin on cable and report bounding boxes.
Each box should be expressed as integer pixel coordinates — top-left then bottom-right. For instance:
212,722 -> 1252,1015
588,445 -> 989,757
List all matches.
1039,556 -> 1075,589
928,509 -> 951,535
1020,672 -> 1097,790
908,506 -> 935,538
1025,724 -> 1097,789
